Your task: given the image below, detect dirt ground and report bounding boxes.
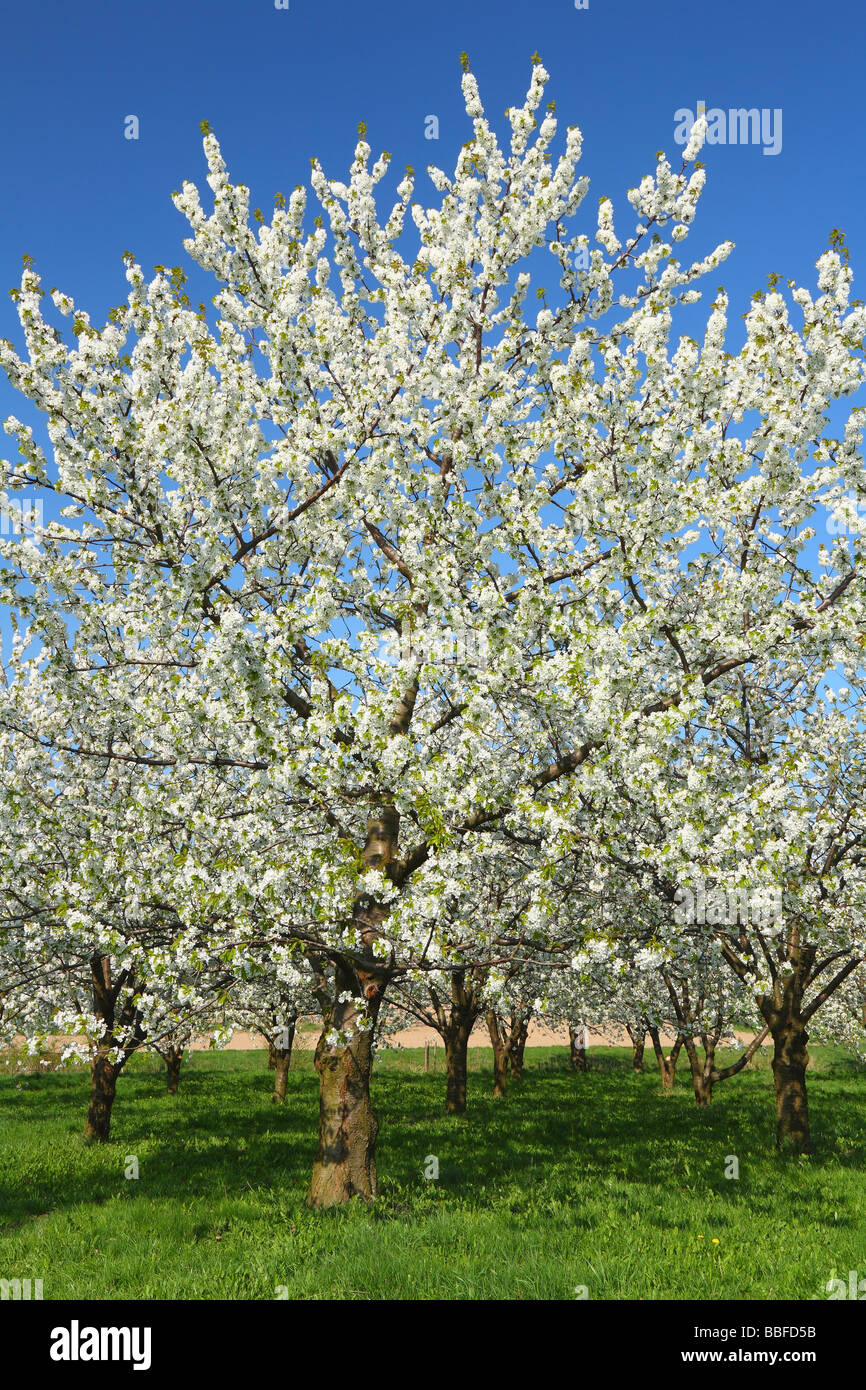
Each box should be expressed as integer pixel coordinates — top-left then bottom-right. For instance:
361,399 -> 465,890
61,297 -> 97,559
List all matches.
21,1020 -> 762,1054
187,1019 -> 720,1051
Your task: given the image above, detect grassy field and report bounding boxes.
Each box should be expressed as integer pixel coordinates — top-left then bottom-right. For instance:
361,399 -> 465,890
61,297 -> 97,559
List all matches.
1,1045 -> 864,1300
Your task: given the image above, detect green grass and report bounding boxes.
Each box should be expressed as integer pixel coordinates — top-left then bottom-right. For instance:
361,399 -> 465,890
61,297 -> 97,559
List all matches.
1,1045 -> 864,1300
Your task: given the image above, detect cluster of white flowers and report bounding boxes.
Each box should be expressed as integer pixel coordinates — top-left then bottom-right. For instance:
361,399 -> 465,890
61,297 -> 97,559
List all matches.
0,62 -> 864,1177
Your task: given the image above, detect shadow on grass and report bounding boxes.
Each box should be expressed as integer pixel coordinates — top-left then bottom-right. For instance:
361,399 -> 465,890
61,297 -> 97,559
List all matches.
1,1050 -> 864,1228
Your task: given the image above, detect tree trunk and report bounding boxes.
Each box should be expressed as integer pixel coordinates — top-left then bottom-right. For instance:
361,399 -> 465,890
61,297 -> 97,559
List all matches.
682,1037 -> 714,1107
165,1044 -> 184,1095
83,1046 -> 120,1142
433,969 -> 481,1116
486,1010 -> 509,1097
759,948 -> 815,1155
660,1042 -> 682,1089
81,954 -> 143,1143
267,1040 -> 278,1070
273,1051 -> 291,1103
648,1025 -> 681,1090
510,1018 -> 529,1081
271,1020 -> 295,1103
568,1025 -> 588,1073
308,956 -> 385,1207
625,1023 -> 645,1072
444,1026 -> 470,1115
308,1021 -> 379,1205
307,808 -> 396,1205
768,1019 -> 811,1153
693,1074 -> 712,1106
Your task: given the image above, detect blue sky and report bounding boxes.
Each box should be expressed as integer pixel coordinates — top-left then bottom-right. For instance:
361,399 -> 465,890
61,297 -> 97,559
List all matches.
0,0 -> 863,332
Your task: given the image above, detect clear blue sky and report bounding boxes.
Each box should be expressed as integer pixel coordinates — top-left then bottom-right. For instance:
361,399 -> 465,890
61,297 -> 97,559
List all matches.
0,0 -> 863,331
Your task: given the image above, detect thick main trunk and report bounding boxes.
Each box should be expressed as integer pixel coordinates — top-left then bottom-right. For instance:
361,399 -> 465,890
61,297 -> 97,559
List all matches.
769,1021 -> 811,1153
273,1052 -> 291,1103
444,1027 -> 470,1115
267,1041 -> 278,1070
307,808 -> 396,1206
81,955 -> 143,1143
759,950 -> 815,1156
308,1021 -> 379,1206
165,1044 -> 183,1095
435,970 -> 481,1116
510,1019 -> 529,1081
693,1075 -> 712,1107
486,1011 -> 509,1097
568,1026 -> 588,1073
83,1047 -> 120,1142
308,949 -> 386,1208
660,1049 -> 680,1090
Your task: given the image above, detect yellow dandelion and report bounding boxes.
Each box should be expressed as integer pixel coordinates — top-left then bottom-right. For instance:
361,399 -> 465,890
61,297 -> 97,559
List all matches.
712,1238 -> 720,1244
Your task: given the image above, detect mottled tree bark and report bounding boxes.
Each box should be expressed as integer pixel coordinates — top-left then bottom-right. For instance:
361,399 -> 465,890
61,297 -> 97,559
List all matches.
762,943 -> 863,1151
165,1044 -> 184,1095
271,1019 -> 296,1104
509,1015 -> 529,1081
625,1023 -> 645,1073
444,1028 -> 470,1114
647,1025 -> 682,1091
307,808 -> 397,1206
82,954 -> 144,1143
442,971 -> 481,1115
308,961 -> 383,1206
273,1052 -> 290,1102
568,1025 -> 588,1073
765,1012 -> 812,1153
486,1010 -> 509,1097
84,1047 -> 120,1142
753,942 -> 817,1153
682,1036 -> 714,1108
